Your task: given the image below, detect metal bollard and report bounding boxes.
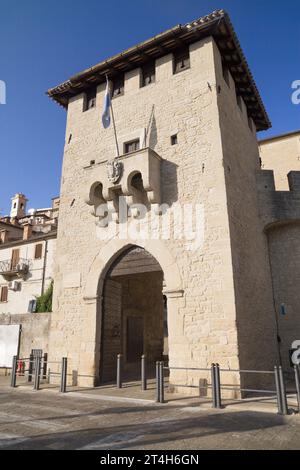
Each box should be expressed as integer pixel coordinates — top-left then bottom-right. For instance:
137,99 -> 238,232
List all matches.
155,361 -> 160,402
28,353 -> 34,383
10,355 -> 18,388
274,366 -> 283,415
159,361 -> 165,403
33,356 -> 41,391
42,353 -> 48,380
278,366 -> 288,415
117,354 -> 122,389
141,355 -> 147,391
215,363 -> 222,409
294,365 -> 300,413
60,357 -> 68,393
211,363 -> 217,408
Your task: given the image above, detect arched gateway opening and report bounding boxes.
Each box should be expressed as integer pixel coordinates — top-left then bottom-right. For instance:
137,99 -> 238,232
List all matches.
99,246 -> 168,383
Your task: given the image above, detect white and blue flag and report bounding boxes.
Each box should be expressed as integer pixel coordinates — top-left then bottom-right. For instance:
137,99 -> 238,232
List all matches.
102,78 -> 111,129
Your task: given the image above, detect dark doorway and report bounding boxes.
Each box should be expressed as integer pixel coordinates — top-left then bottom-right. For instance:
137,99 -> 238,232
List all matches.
99,246 -> 166,384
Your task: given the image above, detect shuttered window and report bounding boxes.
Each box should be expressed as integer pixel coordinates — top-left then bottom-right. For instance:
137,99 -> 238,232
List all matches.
11,249 -> 20,270
0,286 -> 8,302
34,243 -> 43,259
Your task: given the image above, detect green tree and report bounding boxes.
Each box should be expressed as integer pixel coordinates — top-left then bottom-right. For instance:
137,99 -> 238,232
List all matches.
35,280 -> 53,313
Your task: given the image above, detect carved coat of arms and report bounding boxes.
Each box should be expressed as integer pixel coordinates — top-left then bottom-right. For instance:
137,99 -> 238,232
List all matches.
106,159 -> 122,184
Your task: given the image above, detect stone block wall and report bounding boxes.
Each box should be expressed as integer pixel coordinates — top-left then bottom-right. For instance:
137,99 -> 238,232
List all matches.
49,35 -> 242,389
215,45 -> 280,389
0,312 -> 51,359
267,223 -> 300,373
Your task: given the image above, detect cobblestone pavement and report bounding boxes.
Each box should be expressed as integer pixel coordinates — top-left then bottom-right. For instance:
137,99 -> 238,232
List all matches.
0,381 -> 299,450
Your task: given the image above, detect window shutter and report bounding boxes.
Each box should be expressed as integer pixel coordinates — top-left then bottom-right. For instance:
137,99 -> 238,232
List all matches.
35,243 -> 43,259
11,249 -> 20,270
1,286 -> 8,302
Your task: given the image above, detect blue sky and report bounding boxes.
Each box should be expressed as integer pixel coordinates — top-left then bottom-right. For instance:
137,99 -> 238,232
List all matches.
0,0 -> 299,215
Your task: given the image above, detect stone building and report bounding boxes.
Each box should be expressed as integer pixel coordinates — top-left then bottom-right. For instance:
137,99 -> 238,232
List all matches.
0,194 -> 58,366
45,10 -> 300,391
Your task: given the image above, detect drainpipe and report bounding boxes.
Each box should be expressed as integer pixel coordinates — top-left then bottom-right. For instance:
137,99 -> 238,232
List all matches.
41,240 -> 48,295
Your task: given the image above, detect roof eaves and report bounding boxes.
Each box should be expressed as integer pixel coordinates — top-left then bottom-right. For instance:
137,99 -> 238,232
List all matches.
47,9 -> 271,131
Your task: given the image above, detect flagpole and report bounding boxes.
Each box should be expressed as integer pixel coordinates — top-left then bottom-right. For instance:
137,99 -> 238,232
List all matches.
110,98 -> 120,157
106,75 -> 120,157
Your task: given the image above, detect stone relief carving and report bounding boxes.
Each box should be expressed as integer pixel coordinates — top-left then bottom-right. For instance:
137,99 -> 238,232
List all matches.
106,159 -> 123,184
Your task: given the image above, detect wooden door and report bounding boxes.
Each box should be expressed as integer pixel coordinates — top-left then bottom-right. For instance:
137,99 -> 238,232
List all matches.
101,279 -> 122,383
126,316 -> 144,363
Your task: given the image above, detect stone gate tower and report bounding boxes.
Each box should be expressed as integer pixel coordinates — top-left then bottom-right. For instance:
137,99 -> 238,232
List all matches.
47,10 -> 299,392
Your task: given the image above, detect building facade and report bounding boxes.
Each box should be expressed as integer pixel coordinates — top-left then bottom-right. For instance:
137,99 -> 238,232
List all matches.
0,195 -> 58,365
45,10 -> 300,391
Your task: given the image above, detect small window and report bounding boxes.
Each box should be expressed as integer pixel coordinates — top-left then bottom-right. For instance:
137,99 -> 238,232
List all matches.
141,62 -> 155,87
171,134 -> 178,146
0,286 -> 8,303
124,139 -> 140,154
34,243 -> 43,259
173,48 -> 190,74
112,75 -> 124,97
83,88 -> 97,112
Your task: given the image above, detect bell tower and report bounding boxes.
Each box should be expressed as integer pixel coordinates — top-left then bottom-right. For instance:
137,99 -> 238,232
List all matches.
10,193 -> 27,219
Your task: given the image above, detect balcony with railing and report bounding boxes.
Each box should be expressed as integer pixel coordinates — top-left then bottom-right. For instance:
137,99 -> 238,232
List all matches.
0,258 -> 30,279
